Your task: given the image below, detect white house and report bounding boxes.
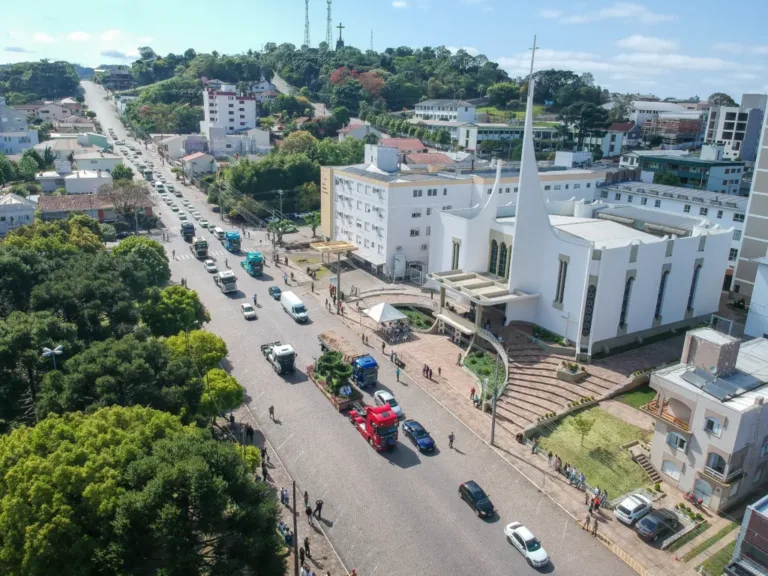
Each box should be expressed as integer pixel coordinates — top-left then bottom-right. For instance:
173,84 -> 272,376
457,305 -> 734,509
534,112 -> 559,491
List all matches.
34,103 -> 68,122
338,124 -> 382,142
200,83 -> 258,135
248,79 -> 277,94
426,79 -> 732,358
1,101 -> 39,154
0,193 -> 35,236
745,257 -> 768,338
414,99 -> 476,122
59,97 -> 82,116
204,126 -> 271,158
73,151 -> 123,173
64,170 -> 112,195
630,101 -> 687,127
582,122 -> 641,158
182,152 -> 216,177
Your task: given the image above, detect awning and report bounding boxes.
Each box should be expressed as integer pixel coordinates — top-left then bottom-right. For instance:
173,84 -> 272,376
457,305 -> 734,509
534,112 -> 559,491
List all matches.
363,303 -> 407,324
436,312 -> 476,335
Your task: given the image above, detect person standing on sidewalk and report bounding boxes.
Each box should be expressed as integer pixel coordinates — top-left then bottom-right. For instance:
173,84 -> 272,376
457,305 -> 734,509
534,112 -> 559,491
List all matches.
583,514 -> 591,531
395,367 -> 400,382
470,387 -> 475,400
305,503 -> 313,525
304,536 -> 311,558
269,405 -> 275,420
592,519 -> 598,537
448,432 -> 455,449
303,490 -> 309,508
314,499 -> 323,519
299,546 -> 305,566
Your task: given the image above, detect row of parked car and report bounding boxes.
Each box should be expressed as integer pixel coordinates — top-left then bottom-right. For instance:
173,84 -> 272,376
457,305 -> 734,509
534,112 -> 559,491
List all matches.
614,493 -> 681,543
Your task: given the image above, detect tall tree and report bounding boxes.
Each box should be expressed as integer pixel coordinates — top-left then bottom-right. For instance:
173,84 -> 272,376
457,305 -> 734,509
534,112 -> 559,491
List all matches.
141,285 -> 209,337
303,211 -> 322,237
708,92 -> 737,107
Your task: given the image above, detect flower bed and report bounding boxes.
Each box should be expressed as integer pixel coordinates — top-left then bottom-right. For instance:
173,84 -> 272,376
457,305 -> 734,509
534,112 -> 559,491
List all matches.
556,361 -> 588,383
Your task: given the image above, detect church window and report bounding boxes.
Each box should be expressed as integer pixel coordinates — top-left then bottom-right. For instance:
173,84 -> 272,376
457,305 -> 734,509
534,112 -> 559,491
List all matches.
581,285 -> 597,336
555,259 -> 568,304
498,243 -> 508,278
619,277 -> 634,328
489,240 -> 499,275
687,264 -> 702,311
655,270 -> 669,319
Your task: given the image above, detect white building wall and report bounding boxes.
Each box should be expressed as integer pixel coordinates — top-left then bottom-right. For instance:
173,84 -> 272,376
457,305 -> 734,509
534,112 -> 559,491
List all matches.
35,104 -> 67,122
203,88 -> 258,134
75,156 -> 122,172
64,172 -> 112,194
0,197 -> 35,236
746,263 -> 768,338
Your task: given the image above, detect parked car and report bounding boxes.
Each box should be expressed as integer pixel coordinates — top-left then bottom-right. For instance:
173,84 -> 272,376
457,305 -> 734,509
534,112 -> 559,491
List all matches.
204,259 -> 217,273
614,494 -> 652,526
635,510 -> 680,542
240,303 -> 257,320
268,286 -> 282,300
401,420 -> 435,452
459,480 -> 494,518
374,390 -> 403,419
199,219 -> 209,228
504,522 -> 549,567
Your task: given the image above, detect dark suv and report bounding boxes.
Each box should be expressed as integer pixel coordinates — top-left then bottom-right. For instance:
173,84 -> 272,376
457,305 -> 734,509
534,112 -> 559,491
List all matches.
459,481 -> 494,518
635,510 -> 680,542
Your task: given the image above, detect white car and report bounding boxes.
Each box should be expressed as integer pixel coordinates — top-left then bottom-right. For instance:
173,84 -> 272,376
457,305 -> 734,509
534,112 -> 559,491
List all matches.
504,522 -> 549,568
192,212 -> 201,220
181,199 -> 190,206
613,494 -> 652,526
204,259 -> 217,273
199,219 -> 209,227
373,390 -> 403,419
160,176 -> 167,182
241,303 -> 257,320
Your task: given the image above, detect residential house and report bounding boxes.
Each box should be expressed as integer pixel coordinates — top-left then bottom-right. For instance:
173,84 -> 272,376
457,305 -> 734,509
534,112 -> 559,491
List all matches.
157,134 -> 208,161
53,122 -> 96,134
12,102 -> 44,118
248,79 -> 277,94
294,117 -> 311,129
378,138 -> 427,161
0,193 -> 35,236
114,95 -> 138,117
255,90 -> 279,104
644,328 -> 768,512
726,494 -> 768,576
0,101 -> 39,154
39,194 -> 152,223
73,151 -> 123,173
98,68 -> 132,91
404,152 -> 456,169
34,103 -> 68,122
582,122 -> 641,158
705,94 -> 767,162
32,133 -> 108,160
204,126 -> 271,158
338,124 -> 382,142
414,99 -> 476,122
59,98 -> 83,116
36,161 -> 112,194
182,152 -> 216,178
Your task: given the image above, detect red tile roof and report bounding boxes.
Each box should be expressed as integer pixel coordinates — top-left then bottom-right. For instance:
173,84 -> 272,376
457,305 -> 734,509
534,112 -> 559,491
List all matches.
405,152 -> 454,165
39,194 -> 112,212
379,138 -> 425,152
182,152 -> 211,162
338,123 -> 365,134
608,122 -> 637,133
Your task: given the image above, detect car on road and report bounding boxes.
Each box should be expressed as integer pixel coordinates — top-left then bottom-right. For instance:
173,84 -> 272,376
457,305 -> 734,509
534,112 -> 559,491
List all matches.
207,223 -> 217,232
181,199 -> 190,206
179,213 -> 188,222
373,390 -> 403,419
458,481 -> 494,518
635,510 -> 680,543
614,494 -> 652,526
170,205 -> 179,212
160,176 -> 166,182
115,231 -> 135,240
268,286 -> 282,300
200,219 -> 209,227
401,420 -> 435,452
240,303 -> 257,320
504,522 -> 549,567
267,216 -> 280,223
204,259 -> 217,273
192,212 -> 202,220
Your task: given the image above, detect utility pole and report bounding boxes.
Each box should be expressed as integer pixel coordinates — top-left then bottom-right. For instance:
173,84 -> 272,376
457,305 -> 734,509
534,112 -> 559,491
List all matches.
304,0 -> 311,47
292,481 -> 299,576
326,0 -> 333,47
370,30 -> 374,52
277,189 -> 284,221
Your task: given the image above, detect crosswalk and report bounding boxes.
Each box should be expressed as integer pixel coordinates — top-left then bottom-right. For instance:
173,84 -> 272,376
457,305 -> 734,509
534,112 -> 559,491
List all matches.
175,249 -> 229,261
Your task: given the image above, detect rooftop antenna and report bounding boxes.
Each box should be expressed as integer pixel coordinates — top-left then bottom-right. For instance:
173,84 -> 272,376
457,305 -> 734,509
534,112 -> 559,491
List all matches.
326,0 -> 333,47
370,30 -> 374,52
304,0 -> 311,47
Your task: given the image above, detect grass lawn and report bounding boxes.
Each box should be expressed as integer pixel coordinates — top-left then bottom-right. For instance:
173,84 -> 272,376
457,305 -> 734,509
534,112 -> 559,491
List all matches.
400,307 -> 433,330
477,104 -> 545,121
683,522 -> 739,562
615,385 -> 656,409
698,539 -> 736,576
464,350 -> 504,388
666,522 -> 710,553
537,406 -> 652,496
292,256 -> 330,280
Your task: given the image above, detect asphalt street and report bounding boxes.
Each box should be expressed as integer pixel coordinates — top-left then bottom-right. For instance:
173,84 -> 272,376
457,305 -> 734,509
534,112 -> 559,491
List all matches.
83,80 -> 637,576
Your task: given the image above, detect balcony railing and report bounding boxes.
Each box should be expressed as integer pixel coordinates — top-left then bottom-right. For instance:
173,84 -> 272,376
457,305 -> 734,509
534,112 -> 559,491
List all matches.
641,399 -> 691,432
700,466 -> 743,485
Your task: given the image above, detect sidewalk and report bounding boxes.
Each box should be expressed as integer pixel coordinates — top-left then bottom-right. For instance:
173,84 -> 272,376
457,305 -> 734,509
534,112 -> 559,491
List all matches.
221,406 -> 349,576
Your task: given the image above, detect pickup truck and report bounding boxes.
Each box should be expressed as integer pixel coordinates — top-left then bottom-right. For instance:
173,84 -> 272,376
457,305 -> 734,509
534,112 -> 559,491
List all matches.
261,341 -> 296,375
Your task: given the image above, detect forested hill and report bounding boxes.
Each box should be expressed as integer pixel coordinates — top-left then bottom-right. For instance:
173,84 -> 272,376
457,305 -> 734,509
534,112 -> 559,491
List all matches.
0,61 -> 80,104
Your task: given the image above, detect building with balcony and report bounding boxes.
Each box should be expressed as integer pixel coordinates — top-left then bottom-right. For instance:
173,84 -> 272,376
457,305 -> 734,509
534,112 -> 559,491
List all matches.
726,494 -> 768,576
705,94 -> 767,162
645,328 -> 768,512
414,99 -> 476,123
581,122 -> 641,158
200,83 -> 258,135
635,152 -> 744,195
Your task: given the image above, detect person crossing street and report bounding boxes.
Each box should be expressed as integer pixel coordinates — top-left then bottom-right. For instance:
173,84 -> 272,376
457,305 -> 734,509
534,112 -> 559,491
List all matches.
448,432 -> 455,449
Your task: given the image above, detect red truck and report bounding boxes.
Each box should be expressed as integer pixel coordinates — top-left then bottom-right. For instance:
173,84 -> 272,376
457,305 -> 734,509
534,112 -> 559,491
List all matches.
348,402 -> 399,451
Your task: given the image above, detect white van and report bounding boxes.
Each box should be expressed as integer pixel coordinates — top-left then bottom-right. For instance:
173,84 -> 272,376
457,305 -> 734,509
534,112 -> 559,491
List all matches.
280,291 -> 308,323
214,227 -> 225,240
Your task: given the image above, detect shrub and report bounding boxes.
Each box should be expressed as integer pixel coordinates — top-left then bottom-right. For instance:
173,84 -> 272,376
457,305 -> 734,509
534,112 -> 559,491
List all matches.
654,482 -> 661,492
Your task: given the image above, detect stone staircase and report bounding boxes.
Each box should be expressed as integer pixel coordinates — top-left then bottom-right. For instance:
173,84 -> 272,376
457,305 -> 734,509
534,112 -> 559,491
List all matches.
634,453 -> 662,484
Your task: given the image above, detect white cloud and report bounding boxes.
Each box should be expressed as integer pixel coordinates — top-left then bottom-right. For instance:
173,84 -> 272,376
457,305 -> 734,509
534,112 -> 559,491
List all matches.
713,42 -> 768,55
614,52 -> 759,72
101,29 -> 122,42
730,72 -> 759,81
540,3 -> 675,24
616,35 -> 678,52
67,31 -> 90,41
7,30 -> 23,40
33,32 -> 54,43
392,0 -> 408,7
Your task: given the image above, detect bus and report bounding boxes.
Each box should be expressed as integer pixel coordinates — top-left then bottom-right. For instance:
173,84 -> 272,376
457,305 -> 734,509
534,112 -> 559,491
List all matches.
143,170 -> 153,181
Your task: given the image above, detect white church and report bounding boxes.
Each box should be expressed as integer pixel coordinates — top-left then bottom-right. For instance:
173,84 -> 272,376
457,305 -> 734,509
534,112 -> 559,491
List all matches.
427,79 -> 733,359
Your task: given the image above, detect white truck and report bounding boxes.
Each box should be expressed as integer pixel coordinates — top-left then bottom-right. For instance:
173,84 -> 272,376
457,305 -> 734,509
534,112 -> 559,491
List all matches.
261,341 -> 296,374
280,291 -> 308,323
213,269 -> 237,293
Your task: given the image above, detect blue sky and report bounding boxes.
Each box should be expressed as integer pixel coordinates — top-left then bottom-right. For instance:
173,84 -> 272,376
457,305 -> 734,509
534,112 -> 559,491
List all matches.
2,0 -> 767,99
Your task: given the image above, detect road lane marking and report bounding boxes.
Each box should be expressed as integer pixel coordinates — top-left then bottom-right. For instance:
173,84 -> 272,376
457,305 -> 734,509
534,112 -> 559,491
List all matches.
275,433 -> 295,452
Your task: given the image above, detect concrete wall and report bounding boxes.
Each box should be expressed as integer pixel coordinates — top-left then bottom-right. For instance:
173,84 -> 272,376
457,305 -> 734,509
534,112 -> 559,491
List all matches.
746,263 -> 768,338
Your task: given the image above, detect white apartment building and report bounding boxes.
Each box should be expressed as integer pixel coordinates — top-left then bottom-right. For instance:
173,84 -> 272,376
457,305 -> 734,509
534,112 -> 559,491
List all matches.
0,193 -> 35,236
705,94 -> 766,162
599,182 -> 746,276
34,103 -> 68,122
629,101 -> 687,127
745,258 -> 768,338
200,83 -> 258,135
414,99 -> 476,122
73,151 -> 123,173
408,118 -> 562,152
320,144 -> 604,276
645,328 -> 768,512
0,100 -> 39,154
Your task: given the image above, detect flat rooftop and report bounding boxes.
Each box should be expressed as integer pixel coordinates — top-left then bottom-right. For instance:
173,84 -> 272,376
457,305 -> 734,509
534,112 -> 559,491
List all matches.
605,182 -> 747,211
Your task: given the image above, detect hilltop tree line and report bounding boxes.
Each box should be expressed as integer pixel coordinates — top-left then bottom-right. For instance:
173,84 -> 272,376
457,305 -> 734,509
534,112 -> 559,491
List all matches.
0,216 -> 284,575
0,60 -> 80,104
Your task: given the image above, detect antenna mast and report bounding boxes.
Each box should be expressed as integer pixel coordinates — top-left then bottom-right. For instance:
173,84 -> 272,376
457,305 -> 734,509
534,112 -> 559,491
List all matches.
370,30 -> 373,52
304,0 -> 311,47
326,0 -> 333,47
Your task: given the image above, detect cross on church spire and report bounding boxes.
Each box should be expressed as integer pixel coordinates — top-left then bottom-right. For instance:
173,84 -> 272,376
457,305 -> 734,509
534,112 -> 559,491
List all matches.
528,34 -> 538,81
337,22 -> 345,42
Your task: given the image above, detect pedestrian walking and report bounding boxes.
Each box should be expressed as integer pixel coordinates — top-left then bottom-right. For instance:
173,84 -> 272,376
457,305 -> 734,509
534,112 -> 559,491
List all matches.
314,499 -> 323,519
548,451 -> 553,467
438,367 -> 441,378
457,352 -> 462,365
381,341 -> 385,354
470,387 -> 475,400
584,514 -> 591,531
396,367 -> 401,382
305,503 -> 313,524
531,438 -> 539,454
311,281 -> 314,292
585,492 -> 590,506
448,432 -> 455,449
225,258 -> 229,268
303,490 -> 309,507
299,547 -> 305,565
268,405 -> 275,420
261,464 -> 268,482
592,519 -> 598,537
172,249 -> 176,259
304,536 -> 311,558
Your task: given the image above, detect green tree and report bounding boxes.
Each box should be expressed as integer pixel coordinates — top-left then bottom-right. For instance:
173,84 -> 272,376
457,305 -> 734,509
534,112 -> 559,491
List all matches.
608,94 -> 632,123
85,110 -> 97,119
332,105 -> 351,126
37,121 -> 53,142
280,130 -> 318,155
570,414 -> 595,446
0,406 -> 284,576
486,82 -> 520,108
363,131 -> 380,145
200,367 -> 244,419
165,329 -> 228,372
653,171 -> 683,186
435,129 -> 451,146
559,102 -> 609,148
4,218 -> 104,257
0,153 -> 15,185
17,155 -> 39,180
110,235 -> 170,286
267,219 -> 295,245
99,223 -> 117,242
111,163 -> 135,181
141,285 -> 209,337
708,92 -> 737,107
297,181 -> 319,212
303,211 -> 322,237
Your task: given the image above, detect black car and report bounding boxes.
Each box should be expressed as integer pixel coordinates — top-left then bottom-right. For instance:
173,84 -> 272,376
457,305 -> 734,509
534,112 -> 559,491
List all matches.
459,481 -> 494,518
402,420 -> 435,452
635,510 -> 680,542
268,286 -> 282,300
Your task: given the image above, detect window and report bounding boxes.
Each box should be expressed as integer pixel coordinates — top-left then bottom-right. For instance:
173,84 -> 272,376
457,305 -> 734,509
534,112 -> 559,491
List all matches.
699,207 -> 708,216
488,240 -> 499,275
684,204 -> 691,213
687,264 -> 702,311
717,210 -> 723,219
666,432 -> 687,452
426,226 -> 431,236
600,190 -> 608,198
565,184 -> 570,190
428,188 -> 437,196
410,228 -> 420,237
586,183 -> 591,188
412,211 -> 421,218
487,188 -> 492,195
614,193 -> 622,201
704,417 -> 722,436
574,183 -> 581,189
581,285 -> 597,336
654,199 -> 661,208
733,213 -> 745,222
729,248 -> 739,261
554,185 -> 561,190
413,189 -> 422,198
628,195 -> 634,203
498,243 -> 508,278
421,243 -> 428,251
655,270 -> 669,319
544,185 -> 551,191
641,197 -> 648,206
443,188 -> 447,195
733,230 -> 741,241
554,259 -> 568,304
619,277 -> 634,328
662,460 -> 682,481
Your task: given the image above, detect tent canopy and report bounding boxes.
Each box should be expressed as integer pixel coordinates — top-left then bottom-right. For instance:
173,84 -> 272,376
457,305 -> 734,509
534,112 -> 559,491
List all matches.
363,302 -> 407,324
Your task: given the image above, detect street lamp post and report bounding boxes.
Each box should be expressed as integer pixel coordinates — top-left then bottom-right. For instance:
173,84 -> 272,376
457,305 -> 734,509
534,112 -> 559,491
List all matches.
41,345 -> 64,369
277,189 -> 284,222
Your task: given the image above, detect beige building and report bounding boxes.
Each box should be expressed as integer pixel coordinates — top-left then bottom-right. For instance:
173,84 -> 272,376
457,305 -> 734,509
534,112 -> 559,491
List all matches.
733,113 -> 768,301
644,328 -> 768,512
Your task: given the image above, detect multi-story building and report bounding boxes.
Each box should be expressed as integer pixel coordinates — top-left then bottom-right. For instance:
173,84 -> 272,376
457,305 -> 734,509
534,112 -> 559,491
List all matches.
73,151 -> 123,173
599,182 -> 746,283
726,494 -> 768,576
320,144 -> 605,276
414,99 -> 476,122
644,328 -> 768,512
629,101 -> 688,127
0,193 -> 35,236
0,99 -> 39,154
200,83 -> 258,135
732,113 -> 768,302
34,103 -> 68,122
408,118 -> 562,152
634,151 -> 744,195
582,122 -> 642,158
705,94 -> 767,162
745,258 -> 768,338
641,113 -> 705,149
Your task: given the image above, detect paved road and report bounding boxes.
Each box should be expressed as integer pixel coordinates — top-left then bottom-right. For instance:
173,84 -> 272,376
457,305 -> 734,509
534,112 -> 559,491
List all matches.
83,80 -> 637,576
272,73 -> 329,117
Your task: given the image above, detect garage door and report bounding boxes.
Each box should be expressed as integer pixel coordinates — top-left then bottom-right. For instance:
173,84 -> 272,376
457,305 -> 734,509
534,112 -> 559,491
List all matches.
694,479 -> 713,507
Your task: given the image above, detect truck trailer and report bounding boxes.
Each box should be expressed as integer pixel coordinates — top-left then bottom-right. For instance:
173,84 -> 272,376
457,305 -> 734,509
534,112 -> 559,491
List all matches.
261,341 -> 296,374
